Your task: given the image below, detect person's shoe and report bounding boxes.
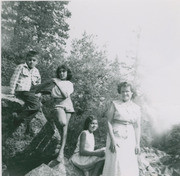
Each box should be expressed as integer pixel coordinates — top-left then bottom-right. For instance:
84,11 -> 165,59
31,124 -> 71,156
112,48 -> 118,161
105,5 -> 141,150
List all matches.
48,159 -> 60,167
56,153 -> 64,163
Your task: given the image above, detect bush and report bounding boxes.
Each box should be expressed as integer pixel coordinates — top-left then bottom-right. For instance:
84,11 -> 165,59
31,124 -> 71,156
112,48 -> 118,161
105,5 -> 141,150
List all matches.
152,124 -> 180,156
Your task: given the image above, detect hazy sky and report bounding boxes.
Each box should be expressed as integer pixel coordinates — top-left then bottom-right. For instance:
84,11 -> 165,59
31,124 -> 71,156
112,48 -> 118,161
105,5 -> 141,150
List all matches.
66,0 -> 180,131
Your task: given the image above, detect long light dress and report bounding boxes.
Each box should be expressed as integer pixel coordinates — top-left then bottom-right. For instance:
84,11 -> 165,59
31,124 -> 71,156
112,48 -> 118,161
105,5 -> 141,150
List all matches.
102,100 -> 141,176
71,130 -> 104,171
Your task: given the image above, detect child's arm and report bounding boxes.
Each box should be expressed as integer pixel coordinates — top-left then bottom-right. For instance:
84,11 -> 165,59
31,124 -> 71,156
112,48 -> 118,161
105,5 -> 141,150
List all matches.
30,79 -> 53,94
9,65 -> 22,95
79,131 -> 105,157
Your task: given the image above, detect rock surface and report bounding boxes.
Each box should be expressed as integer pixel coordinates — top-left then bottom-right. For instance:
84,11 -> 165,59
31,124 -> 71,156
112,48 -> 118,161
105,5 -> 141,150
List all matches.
25,164 -> 55,176
25,158 -> 84,176
2,91 -> 61,176
139,147 -> 180,176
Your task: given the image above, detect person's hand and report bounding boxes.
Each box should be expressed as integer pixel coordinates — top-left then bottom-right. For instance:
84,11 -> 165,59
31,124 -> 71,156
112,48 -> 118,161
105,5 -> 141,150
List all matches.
52,78 -> 59,85
109,139 -> 119,153
135,145 -> 140,155
100,147 -> 106,152
9,91 -> 15,97
9,90 -> 14,95
35,93 -> 41,97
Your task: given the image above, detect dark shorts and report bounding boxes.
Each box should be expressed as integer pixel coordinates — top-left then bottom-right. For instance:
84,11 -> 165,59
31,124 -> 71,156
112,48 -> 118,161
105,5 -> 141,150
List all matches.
15,91 -> 41,112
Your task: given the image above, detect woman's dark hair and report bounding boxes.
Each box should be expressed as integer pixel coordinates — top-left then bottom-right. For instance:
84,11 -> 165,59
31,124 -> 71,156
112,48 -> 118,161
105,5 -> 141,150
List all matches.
56,64 -> 72,80
117,82 -> 136,98
83,115 -> 97,130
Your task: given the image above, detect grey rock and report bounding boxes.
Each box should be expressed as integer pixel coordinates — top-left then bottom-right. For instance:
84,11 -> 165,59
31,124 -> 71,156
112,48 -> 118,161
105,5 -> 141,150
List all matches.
2,92 -> 61,176
25,164 -> 55,176
139,147 -> 178,176
25,158 -> 84,176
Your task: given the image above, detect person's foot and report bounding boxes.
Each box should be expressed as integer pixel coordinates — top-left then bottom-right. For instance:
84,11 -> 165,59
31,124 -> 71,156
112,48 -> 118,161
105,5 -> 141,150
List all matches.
48,151 -> 64,167
48,159 -> 60,167
56,153 -> 64,163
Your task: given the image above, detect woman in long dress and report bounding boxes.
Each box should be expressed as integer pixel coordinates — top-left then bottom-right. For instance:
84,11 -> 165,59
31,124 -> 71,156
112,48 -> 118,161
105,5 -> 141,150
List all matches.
102,82 -> 141,176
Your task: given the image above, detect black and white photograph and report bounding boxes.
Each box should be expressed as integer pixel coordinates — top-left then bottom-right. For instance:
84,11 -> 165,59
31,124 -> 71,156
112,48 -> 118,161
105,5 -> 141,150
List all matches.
1,0 -> 180,176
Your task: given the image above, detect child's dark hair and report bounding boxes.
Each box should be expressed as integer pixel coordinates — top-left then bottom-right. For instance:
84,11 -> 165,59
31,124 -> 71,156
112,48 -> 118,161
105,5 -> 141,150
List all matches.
56,65 -> 72,80
26,50 -> 39,58
83,115 -> 97,130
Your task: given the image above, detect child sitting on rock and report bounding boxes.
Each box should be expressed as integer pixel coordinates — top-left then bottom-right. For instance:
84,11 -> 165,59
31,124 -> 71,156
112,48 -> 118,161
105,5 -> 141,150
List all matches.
9,50 -> 41,128
71,116 -> 105,176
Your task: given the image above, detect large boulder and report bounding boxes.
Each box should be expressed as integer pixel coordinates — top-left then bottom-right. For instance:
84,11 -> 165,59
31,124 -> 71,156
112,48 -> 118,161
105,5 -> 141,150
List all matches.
25,158 -> 84,176
2,90 -> 61,176
25,164 -> 56,176
139,147 -> 180,176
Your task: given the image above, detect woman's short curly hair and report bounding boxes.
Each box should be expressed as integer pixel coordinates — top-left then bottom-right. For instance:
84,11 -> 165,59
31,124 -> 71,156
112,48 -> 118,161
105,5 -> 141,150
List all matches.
56,64 -> 72,80
83,115 -> 97,130
117,82 -> 136,98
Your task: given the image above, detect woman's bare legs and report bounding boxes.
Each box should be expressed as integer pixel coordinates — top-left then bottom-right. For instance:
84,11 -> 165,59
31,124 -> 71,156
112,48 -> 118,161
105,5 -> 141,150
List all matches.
57,113 -> 71,161
54,108 -> 71,162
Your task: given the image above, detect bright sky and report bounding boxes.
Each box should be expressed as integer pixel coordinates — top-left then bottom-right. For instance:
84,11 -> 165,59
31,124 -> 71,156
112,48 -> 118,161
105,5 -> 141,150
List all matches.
66,0 -> 180,132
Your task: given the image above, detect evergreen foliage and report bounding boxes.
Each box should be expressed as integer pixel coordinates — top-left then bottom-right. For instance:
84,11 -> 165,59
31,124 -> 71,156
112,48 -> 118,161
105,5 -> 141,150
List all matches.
1,1 -> 71,63
152,124 -> 180,157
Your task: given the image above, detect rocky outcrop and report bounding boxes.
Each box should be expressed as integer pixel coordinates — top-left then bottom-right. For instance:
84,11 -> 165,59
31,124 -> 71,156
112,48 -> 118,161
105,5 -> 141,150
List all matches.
25,164 -> 57,176
2,92 -> 61,176
139,147 -> 180,176
25,158 -> 84,176
20,146 -> 180,176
